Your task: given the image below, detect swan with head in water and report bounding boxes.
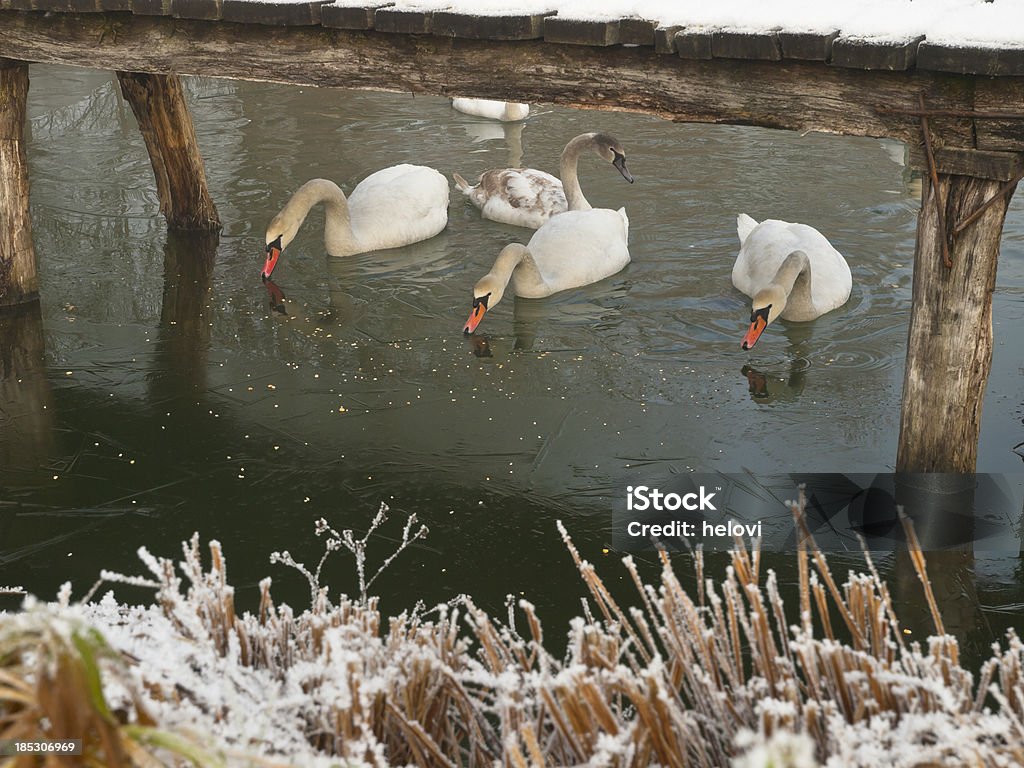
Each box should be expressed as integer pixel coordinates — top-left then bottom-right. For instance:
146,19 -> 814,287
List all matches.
452,132 -> 634,230
463,206 -> 630,333
261,164 -> 449,279
451,98 -> 530,122
732,213 -> 852,349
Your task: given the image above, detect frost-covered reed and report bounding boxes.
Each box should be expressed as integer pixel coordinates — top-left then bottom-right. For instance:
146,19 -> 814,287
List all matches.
2,497 -> 1022,767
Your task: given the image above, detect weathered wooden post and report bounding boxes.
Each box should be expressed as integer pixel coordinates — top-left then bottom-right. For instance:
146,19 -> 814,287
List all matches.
897,171 -> 1017,472
0,59 -> 37,307
116,72 -> 221,231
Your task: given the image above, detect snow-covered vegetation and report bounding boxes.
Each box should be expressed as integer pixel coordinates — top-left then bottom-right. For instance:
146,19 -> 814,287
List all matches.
2,498 -> 1023,767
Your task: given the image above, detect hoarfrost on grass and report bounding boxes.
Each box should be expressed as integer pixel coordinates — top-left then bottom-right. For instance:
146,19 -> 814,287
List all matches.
6,499 -> 1024,766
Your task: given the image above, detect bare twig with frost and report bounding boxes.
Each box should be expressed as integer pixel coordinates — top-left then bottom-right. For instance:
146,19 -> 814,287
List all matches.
269,502 -> 427,606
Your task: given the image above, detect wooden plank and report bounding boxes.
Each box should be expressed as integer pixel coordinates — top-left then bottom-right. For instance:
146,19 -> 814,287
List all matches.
907,146 -> 1024,182
779,30 -> 838,61
712,31 -> 781,61
130,0 -> 170,14
917,42 -> 1024,77
0,11 -> 1006,152
971,78 -> 1024,152
978,120 -> 1024,154
99,0 -> 131,11
116,72 -> 220,230
674,30 -> 712,60
171,0 -> 220,21
0,60 -> 38,307
544,17 -> 620,46
221,0 -> 328,26
831,35 -> 925,71
897,172 -> 1009,472
321,2 -> 391,31
373,7 -> 432,34
431,11 -> 551,41
654,25 -> 682,54
619,18 -> 657,47
33,0 -> 102,11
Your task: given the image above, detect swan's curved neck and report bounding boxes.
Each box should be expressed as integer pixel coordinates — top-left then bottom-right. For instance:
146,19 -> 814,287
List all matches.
486,243 -> 541,299
560,133 -> 595,211
281,179 -> 356,255
774,250 -> 813,307
490,243 -> 529,283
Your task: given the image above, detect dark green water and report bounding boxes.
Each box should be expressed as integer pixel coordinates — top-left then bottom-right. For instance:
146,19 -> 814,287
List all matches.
2,66 -> 1023,661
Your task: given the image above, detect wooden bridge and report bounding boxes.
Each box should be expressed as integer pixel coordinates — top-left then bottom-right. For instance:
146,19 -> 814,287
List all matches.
1,4 -> 1023,475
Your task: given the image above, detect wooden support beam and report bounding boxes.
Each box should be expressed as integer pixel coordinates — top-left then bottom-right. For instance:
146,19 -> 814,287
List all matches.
0,59 -> 38,308
907,147 -> 1024,182
896,173 -> 1016,473
4,12 -> 1022,151
115,71 -> 220,230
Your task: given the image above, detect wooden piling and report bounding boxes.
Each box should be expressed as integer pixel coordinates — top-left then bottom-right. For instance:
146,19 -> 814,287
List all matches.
896,172 -> 1016,472
0,59 -> 38,308
116,71 -> 220,230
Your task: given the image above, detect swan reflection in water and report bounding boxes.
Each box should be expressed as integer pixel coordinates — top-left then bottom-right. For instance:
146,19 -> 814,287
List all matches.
261,276 -> 361,330
264,277 -> 288,316
468,335 -> 493,358
741,359 -> 810,403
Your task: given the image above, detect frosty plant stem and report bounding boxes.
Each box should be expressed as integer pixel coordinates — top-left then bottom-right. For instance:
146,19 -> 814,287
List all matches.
271,502 -> 429,605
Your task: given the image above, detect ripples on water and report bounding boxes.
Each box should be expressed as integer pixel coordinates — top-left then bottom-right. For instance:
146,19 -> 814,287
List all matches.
2,67 -> 1023,655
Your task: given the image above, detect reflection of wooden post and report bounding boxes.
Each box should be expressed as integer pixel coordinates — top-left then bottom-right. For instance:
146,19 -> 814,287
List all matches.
897,173 -> 1016,472
0,59 -> 37,307
152,230 -> 218,401
116,72 -> 221,231
0,302 -> 54,473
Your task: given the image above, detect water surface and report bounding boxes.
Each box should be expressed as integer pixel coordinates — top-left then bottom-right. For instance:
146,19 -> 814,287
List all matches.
2,66 -> 1023,659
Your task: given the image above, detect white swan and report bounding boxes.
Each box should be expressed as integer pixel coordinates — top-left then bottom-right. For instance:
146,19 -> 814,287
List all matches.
452,132 -> 634,230
732,213 -> 852,349
452,98 -> 530,122
261,164 -> 449,279
463,207 -> 630,333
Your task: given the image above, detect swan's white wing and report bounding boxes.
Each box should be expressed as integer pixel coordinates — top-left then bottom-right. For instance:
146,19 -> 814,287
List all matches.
347,164 -> 449,251
516,208 -> 630,297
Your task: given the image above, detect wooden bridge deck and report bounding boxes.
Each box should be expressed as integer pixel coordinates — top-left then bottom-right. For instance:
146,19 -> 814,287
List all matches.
2,5 -> 1024,182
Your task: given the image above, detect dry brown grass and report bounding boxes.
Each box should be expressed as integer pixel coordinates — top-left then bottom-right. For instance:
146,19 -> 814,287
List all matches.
0,600 -> 226,767
2,494 -> 1022,767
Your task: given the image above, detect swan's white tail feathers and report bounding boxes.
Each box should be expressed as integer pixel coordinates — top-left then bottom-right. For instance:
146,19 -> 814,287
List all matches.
737,213 -> 758,244
452,173 -> 474,194
618,207 -> 629,238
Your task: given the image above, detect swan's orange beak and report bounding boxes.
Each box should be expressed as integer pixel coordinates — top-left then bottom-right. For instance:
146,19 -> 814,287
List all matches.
742,306 -> 771,350
262,236 -> 282,280
464,301 -> 487,334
